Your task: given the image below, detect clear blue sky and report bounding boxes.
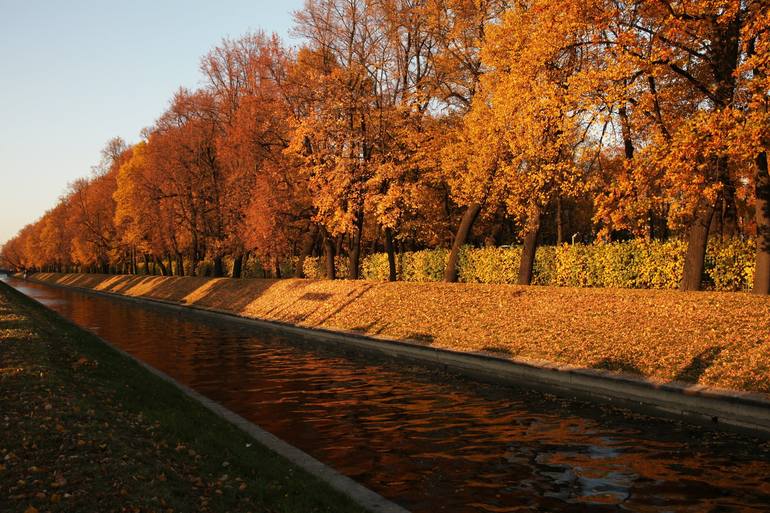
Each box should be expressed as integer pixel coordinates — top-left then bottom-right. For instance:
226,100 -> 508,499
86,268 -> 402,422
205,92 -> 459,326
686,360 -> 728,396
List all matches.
0,0 -> 303,245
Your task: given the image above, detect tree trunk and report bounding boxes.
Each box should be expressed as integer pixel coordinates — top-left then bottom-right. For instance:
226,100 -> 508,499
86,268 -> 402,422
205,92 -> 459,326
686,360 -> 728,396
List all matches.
296,225 -> 318,278
680,202 -> 715,291
444,202 -> 482,282
349,211 -> 364,280
555,196 -> 563,245
518,207 -> 542,285
750,37 -> 770,294
754,150 -> 770,295
155,255 -> 168,276
176,254 -> 185,277
324,234 -> 336,280
274,258 -> 282,279
142,253 -> 150,275
619,105 -> 635,160
384,227 -> 397,282
213,255 -> 224,278
721,179 -> 738,239
231,253 -> 244,279
335,235 -> 344,261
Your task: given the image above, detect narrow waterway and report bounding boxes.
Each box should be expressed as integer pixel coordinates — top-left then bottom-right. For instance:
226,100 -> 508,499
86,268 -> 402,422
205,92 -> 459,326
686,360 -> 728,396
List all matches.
6,277 -> 770,513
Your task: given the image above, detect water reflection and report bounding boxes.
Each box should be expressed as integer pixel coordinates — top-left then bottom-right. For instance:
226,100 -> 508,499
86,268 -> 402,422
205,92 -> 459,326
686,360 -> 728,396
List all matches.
7,277 -> 770,513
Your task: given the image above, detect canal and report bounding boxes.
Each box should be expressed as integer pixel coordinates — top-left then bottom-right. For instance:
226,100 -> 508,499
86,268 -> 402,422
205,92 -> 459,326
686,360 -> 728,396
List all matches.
6,277 -> 770,512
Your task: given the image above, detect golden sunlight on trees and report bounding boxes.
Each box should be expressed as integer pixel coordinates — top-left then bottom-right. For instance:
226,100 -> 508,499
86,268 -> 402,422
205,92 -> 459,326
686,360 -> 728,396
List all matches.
2,0 -> 769,293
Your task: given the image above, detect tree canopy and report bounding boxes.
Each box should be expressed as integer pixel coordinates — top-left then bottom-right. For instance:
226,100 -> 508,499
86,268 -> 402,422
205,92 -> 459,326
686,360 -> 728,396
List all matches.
3,0 -> 769,293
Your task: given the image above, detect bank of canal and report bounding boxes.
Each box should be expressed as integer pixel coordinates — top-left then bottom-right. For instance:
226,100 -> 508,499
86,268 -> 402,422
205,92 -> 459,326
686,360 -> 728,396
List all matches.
0,279 -> 369,513
5,276 -> 770,512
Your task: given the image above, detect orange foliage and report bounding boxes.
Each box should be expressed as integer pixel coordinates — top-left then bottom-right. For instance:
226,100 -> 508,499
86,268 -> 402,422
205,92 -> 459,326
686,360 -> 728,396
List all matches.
3,0 -> 769,292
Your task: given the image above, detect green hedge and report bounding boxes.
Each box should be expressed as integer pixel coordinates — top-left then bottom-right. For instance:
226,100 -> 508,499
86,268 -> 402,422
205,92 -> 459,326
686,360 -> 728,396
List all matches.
705,240 -> 755,291
303,255 -> 350,280
148,238 -> 755,290
302,239 -> 755,291
304,249 -> 448,281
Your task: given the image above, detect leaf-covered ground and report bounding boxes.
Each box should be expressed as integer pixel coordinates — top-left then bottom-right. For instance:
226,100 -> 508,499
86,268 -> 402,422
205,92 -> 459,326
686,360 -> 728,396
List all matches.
32,273 -> 770,396
0,283 -> 365,513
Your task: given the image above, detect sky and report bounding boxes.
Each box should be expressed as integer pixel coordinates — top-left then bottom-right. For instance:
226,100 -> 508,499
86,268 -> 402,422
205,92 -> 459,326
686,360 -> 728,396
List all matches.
0,0 -> 303,246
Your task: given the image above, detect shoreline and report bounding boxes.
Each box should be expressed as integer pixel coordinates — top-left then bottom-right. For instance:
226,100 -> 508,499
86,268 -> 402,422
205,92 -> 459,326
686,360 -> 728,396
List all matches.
0,280 -> 407,513
14,272 -> 770,437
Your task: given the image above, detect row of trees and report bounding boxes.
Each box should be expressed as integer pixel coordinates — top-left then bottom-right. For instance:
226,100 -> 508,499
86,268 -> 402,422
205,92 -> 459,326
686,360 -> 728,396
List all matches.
2,0 -> 769,293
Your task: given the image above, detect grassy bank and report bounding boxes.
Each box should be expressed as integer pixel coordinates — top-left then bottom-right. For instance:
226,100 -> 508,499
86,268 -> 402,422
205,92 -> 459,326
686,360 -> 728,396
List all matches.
0,281 -> 366,513
28,272 -> 770,397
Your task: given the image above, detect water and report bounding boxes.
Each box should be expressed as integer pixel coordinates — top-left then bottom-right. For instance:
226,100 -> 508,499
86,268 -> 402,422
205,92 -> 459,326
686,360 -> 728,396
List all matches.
6,277 -> 770,512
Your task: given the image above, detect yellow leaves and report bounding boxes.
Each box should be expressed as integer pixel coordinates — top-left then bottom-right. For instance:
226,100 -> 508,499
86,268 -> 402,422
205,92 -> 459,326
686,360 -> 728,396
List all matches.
113,142 -> 149,246
458,3 -> 588,222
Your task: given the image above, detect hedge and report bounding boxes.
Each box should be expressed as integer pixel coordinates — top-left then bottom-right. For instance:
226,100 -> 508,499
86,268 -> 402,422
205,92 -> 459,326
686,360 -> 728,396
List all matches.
303,238 -> 756,291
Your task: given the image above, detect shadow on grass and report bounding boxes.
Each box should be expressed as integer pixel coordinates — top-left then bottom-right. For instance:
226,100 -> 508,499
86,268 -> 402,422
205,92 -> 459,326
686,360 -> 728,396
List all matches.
674,346 -> 724,383
350,320 -> 378,333
300,292 -> 334,301
481,346 -> 514,356
31,272 -> 282,318
592,350 -> 729,389
404,332 -> 435,344
595,358 -> 644,376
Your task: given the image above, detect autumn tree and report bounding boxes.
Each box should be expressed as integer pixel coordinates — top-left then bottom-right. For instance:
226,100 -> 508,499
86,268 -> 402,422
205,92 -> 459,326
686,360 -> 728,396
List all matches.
740,3 -> 770,294
142,89 -> 227,276
66,139 -> 127,273
363,0 -> 461,281
419,0 -> 508,282
289,0 -> 388,279
476,1 -> 597,284
114,142 -> 178,275
6,1 -> 769,292
591,1 -> 757,290
38,202 -> 72,273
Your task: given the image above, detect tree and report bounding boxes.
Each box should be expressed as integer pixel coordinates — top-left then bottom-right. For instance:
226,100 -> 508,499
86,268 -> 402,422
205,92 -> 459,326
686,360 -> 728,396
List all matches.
38,203 -> 72,272
468,0 -> 592,284
67,172 -> 120,273
602,0 -> 751,290
740,4 -> 770,294
422,0 -> 508,282
144,89 -> 226,276
290,0 -> 388,279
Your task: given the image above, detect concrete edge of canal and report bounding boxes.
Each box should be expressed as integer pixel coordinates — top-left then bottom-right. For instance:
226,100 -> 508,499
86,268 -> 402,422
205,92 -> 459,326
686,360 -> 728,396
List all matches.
17,277 -> 770,439
0,280 -> 411,513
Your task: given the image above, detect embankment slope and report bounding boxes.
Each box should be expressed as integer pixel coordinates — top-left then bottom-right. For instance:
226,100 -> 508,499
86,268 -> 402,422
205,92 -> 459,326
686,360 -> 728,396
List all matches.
30,272 -> 770,397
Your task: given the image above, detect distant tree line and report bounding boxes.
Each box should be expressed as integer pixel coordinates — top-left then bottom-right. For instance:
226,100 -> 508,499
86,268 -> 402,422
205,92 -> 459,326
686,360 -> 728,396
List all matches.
1,0 -> 769,293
